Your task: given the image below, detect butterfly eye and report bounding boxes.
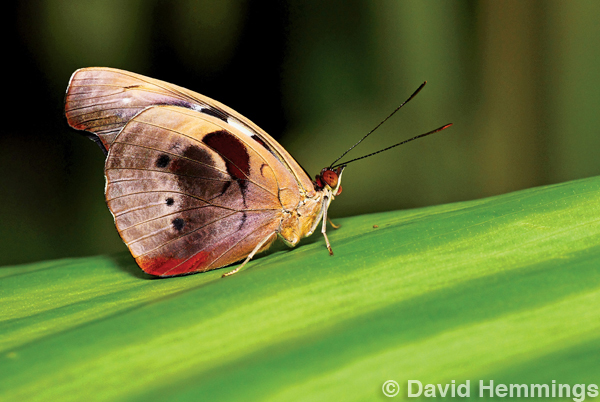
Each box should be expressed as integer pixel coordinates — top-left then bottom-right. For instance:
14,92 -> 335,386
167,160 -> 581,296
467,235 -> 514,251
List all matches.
321,169 -> 339,188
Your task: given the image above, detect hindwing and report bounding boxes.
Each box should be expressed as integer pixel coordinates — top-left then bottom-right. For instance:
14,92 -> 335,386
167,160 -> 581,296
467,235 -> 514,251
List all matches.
105,105 -> 294,276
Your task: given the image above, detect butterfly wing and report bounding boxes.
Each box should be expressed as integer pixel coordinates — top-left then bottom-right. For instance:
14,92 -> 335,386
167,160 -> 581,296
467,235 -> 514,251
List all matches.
65,67 -> 315,195
106,105 -> 300,276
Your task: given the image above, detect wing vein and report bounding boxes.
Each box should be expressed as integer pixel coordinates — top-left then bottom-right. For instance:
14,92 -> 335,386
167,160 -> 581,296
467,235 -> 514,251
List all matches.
123,205 -> 223,243
161,215 -> 277,275
205,219 -> 276,271
107,189 -> 279,212
135,210 -> 242,258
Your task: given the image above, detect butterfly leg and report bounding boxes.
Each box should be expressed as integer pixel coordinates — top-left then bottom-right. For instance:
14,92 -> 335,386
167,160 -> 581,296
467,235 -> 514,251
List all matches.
222,234 -> 275,278
322,205 -> 334,256
327,218 -> 341,229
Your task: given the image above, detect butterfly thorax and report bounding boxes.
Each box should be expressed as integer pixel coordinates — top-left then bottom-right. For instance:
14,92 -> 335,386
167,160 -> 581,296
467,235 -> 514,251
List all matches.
277,166 -> 344,247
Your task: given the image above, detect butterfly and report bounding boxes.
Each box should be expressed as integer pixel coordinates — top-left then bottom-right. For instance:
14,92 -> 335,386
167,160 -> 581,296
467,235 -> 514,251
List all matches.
65,67 -> 450,277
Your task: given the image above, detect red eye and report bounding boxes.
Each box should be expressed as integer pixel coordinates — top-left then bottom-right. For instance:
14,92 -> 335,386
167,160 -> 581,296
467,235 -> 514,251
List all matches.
322,169 -> 339,188
335,185 -> 342,196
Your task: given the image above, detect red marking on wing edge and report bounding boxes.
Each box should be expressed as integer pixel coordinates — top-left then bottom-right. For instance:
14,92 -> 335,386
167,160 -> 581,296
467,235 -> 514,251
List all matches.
138,252 -> 209,276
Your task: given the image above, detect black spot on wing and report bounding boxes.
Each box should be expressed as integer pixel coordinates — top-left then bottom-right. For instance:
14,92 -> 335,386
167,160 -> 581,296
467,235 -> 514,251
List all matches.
166,198 -> 174,206
172,218 -> 185,231
156,154 -> 171,168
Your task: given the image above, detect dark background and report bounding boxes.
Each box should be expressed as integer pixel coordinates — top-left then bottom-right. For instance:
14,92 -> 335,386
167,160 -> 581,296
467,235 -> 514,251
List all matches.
3,1 -> 600,266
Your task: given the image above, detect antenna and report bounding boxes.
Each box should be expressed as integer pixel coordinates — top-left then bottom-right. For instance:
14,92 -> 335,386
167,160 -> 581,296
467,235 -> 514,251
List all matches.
330,123 -> 452,168
329,81 -> 427,168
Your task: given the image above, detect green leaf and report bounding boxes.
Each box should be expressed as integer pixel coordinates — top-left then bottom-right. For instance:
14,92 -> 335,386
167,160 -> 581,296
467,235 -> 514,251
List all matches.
2,176 -> 600,401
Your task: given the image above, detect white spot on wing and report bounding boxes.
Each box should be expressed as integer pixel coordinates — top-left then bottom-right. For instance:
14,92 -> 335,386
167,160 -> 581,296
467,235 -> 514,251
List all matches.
228,117 -> 256,138
122,98 -> 132,104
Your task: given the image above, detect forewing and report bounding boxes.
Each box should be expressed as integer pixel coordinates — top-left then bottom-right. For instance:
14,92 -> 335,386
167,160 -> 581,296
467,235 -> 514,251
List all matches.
65,67 -> 315,194
106,105 -> 286,276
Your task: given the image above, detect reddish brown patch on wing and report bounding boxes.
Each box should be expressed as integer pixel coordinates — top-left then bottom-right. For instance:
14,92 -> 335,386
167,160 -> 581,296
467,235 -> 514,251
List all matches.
203,130 -> 250,180
138,251 -> 209,277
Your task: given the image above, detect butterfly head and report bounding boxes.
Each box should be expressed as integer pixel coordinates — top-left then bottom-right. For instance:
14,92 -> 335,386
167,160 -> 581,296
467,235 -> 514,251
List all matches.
314,165 -> 345,196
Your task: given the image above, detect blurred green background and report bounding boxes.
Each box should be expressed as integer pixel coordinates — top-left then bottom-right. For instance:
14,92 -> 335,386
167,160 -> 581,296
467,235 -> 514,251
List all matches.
3,0 -> 600,266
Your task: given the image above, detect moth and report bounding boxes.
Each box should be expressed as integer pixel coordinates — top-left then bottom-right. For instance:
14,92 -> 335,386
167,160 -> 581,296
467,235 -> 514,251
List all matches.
65,67 -> 450,277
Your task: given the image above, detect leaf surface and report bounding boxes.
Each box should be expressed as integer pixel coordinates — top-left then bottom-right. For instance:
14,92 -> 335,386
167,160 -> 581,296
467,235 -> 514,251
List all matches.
2,176 -> 600,401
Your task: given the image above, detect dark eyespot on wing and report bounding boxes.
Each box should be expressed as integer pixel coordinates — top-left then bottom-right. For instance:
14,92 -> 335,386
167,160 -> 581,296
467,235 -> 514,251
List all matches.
166,198 -> 174,206
166,145 -> 215,178
172,218 -> 185,231
156,154 -> 171,168
166,144 -> 228,199
182,145 -> 214,166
